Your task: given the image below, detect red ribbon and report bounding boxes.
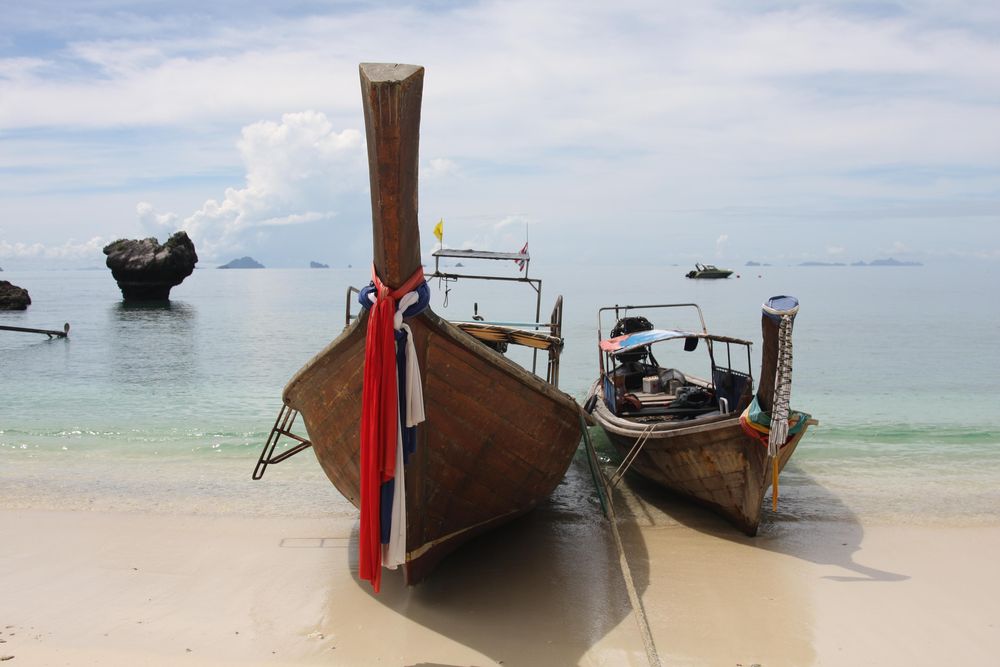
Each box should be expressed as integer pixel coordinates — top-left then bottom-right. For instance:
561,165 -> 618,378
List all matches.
359,264 -> 425,593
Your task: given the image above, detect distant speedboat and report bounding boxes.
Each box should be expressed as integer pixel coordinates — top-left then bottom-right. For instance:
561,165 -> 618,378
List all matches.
686,263 -> 733,279
584,297 -> 816,535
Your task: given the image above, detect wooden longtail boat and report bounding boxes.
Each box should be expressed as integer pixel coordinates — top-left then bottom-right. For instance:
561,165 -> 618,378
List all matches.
585,297 -> 816,535
254,63 -> 582,586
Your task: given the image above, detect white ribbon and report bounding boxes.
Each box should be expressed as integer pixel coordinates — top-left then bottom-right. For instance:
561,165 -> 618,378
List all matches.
383,413 -> 407,569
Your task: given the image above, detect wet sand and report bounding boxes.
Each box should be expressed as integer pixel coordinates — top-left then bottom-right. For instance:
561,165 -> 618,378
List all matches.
2,454 -> 999,666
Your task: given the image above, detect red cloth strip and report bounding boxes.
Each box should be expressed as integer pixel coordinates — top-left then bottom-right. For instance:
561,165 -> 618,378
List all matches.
358,264 -> 425,593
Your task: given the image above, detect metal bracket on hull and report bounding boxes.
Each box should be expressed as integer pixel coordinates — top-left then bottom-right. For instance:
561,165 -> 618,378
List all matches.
252,405 -> 312,480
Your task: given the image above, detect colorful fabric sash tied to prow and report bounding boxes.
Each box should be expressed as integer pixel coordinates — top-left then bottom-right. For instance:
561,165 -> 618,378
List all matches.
358,265 -> 430,593
738,396 -> 811,449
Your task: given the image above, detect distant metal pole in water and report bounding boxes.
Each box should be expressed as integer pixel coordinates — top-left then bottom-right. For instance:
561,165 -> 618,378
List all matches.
0,322 -> 70,338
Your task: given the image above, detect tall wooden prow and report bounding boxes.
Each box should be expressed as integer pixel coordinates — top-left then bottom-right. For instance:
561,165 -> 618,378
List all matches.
361,63 -> 424,288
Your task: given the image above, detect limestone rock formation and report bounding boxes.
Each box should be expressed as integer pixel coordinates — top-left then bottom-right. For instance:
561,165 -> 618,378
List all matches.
0,280 -> 31,310
309,261 -> 329,269
103,232 -> 198,301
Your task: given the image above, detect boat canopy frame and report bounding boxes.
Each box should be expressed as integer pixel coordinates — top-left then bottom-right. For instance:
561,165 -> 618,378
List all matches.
344,246 -> 563,384
428,247 -> 554,381
429,247 -> 539,322
597,302 -> 754,412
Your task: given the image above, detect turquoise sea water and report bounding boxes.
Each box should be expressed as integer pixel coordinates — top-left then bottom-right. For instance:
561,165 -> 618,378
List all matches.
3,261 -> 999,525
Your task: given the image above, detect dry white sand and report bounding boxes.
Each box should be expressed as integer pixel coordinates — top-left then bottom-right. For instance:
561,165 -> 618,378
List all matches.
0,504 -> 646,666
2,460 -> 999,666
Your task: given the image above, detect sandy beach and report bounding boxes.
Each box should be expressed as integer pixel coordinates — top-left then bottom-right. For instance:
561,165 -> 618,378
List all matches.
2,453 -> 998,667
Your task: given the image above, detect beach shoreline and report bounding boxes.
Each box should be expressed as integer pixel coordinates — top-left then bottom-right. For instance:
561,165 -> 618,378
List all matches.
3,468 -> 999,666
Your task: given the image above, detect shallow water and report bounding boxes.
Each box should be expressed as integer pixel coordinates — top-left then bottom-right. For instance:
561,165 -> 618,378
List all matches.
3,261 -> 998,525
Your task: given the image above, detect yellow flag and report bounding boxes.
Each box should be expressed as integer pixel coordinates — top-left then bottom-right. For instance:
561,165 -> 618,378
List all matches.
433,218 -> 443,242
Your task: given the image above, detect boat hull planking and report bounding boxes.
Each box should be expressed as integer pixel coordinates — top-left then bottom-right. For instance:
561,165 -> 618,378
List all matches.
590,383 -> 809,535
284,309 -> 582,584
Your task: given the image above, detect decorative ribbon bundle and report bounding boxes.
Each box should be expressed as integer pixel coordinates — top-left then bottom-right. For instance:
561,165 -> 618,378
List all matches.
357,265 -> 430,592
738,396 -> 811,449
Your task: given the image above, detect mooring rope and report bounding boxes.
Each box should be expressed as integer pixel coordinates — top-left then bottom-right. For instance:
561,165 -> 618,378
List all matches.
579,411 -> 662,667
608,423 -> 656,489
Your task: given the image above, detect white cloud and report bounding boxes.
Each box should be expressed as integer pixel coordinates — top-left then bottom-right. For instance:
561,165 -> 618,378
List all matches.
886,240 -> 912,255
714,234 -> 729,258
0,236 -> 106,260
827,245 -> 846,256
139,111 -> 364,260
0,57 -> 46,80
493,215 -> 530,233
136,202 -> 179,237
425,158 -> 459,179
2,1 -> 1000,266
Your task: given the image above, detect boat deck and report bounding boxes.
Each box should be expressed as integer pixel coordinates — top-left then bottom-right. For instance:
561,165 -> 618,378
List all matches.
619,385 -> 723,421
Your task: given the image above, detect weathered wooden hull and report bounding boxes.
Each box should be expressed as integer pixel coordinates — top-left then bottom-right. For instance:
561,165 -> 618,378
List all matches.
589,381 -> 809,535
285,309 -> 582,584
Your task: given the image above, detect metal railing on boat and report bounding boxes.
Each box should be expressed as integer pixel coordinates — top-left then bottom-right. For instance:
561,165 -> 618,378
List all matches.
343,271 -> 565,387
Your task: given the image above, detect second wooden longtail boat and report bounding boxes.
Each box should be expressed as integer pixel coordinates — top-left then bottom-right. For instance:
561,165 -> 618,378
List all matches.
253,63 -> 583,589
585,297 -> 817,535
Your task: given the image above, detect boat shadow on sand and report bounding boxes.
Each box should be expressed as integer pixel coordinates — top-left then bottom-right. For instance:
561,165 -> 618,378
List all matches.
335,451 -> 651,665
610,459 -> 909,584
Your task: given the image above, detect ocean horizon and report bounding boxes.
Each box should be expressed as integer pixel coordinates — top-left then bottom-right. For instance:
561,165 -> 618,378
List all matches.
3,261 -> 999,527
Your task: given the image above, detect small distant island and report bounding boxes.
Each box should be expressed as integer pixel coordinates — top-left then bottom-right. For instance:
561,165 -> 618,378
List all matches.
799,257 -> 922,267
854,258 -> 923,266
745,261 -> 771,267
309,261 -> 329,269
219,256 -> 264,269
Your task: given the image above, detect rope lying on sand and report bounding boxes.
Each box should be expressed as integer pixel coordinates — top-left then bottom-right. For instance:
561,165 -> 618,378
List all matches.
580,411 -> 662,667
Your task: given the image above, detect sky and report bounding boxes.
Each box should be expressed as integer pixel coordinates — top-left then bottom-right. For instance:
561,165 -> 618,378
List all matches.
1,0 -> 999,270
